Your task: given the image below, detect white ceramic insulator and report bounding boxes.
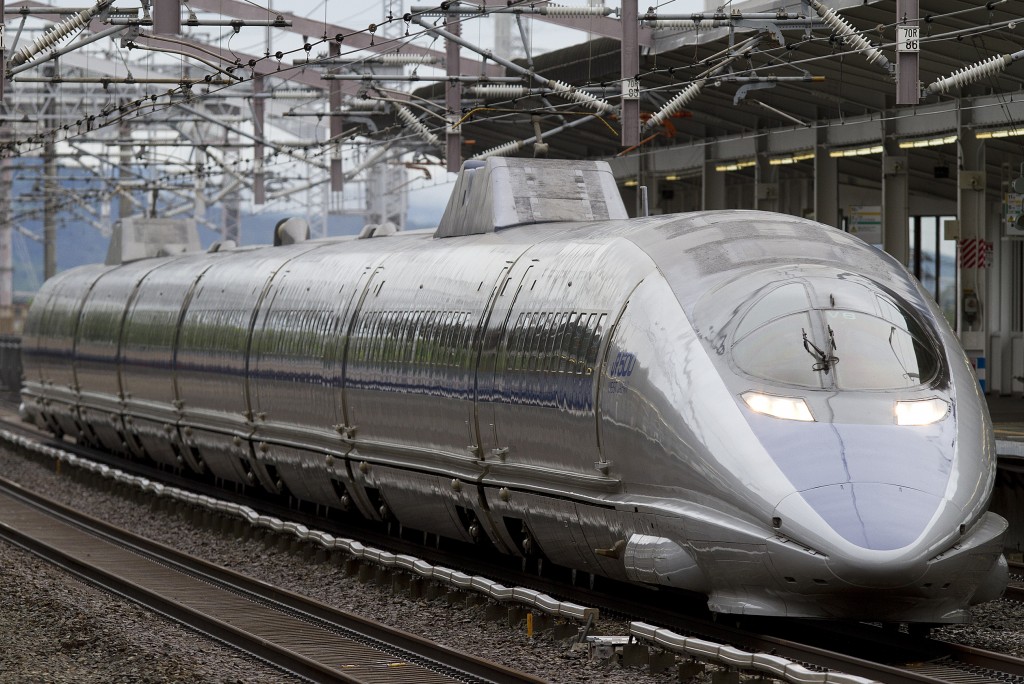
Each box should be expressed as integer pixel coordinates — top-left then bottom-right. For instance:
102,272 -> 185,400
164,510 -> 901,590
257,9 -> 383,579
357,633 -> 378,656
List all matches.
645,80 -> 704,130
540,6 -> 612,17
647,20 -> 726,30
547,79 -> 614,114
342,99 -> 386,111
809,0 -> 889,69
394,105 -> 440,147
373,54 -> 440,65
472,85 -> 530,99
472,139 -> 525,160
10,5 -> 97,66
927,55 -> 1012,95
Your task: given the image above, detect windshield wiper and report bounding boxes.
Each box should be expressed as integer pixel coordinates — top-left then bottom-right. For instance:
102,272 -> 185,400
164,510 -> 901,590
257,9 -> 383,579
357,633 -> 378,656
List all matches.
889,325 -> 919,380
803,327 -> 839,374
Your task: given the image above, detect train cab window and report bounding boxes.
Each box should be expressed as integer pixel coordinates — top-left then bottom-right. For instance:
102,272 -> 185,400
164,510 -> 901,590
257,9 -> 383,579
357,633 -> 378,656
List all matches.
828,310 -> 939,389
733,312 -> 825,388
730,281 -> 941,390
735,283 -> 810,340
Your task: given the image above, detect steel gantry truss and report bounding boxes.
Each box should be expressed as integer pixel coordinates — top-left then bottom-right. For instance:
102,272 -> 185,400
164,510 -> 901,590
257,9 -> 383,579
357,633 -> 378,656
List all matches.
1,0 -> 1024,338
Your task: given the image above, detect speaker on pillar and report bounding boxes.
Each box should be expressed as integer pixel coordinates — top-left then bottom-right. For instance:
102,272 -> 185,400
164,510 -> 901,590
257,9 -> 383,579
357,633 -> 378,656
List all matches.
153,0 -> 181,36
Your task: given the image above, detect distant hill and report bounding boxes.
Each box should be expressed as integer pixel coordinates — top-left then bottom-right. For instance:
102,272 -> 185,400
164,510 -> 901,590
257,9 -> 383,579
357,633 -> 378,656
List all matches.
10,165 -> 369,294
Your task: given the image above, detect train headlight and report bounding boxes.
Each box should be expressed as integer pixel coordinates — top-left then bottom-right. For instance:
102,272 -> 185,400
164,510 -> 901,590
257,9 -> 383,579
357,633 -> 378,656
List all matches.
895,398 -> 949,426
741,391 -> 814,422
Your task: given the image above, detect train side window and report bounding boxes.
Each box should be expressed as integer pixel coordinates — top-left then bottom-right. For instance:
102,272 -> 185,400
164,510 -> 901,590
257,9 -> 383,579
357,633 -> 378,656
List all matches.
376,310 -> 390,364
510,313 -> 524,372
440,311 -> 454,366
453,311 -> 467,367
393,311 -> 405,368
372,310 -> 385,365
536,312 -> 552,373
438,310 -> 450,366
520,313 -> 538,372
584,313 -> 608,375
350,313 -> 365,363
392,311 -> 404,365
505,313 -> 525,371
389,311 -> 402,365
548,312 -> 569,373
542,312 -> 556,371
515,313 -> 532,371
401,310 -> 415,366
572,313 -> 594,375
361,311 -> 378,363
458,312 -> 471,366
409,310 -> 424,366
560,312 -> 580,374
542,312 -> 559,373
420,311 -> 433,366
428,310 -> 442,366
309,310 -> 330,360
529,313 -> 549,372
451,312 -> 465,367
366,311 -> 381,364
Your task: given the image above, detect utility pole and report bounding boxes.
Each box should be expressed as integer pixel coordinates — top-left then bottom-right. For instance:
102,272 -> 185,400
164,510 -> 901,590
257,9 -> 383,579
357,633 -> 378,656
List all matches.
43,66 -> 57,280
621,0 -> 639,147
119,110 -> 134,220
445,17 -> 462,172
0,129 -> 13,332
895,0 -> 920,105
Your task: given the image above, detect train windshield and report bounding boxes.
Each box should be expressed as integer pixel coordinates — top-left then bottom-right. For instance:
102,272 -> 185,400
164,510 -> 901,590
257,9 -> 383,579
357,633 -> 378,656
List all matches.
732,282 -> 941,390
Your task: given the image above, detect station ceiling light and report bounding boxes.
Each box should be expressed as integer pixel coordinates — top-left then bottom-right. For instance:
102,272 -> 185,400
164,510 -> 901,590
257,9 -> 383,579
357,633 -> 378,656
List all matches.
768,151 -> 815,166
715,159 -> 756,172
975,127 -> 1024,140
623,179 -> 639,187
828,145 -> 883,158
898,134 -> 957,149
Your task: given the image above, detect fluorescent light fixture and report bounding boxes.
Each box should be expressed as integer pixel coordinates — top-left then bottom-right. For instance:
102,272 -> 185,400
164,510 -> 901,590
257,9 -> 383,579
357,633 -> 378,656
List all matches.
828,145 -> 883,158
975,127 -> 1024,140
898,135 -> 957,149
895,398 -> 949,426
715,159 -> 756,172
768,151 -> 815,166
624,179 -> 639,187
741,391 -> 814,422
665,175 -> 680,181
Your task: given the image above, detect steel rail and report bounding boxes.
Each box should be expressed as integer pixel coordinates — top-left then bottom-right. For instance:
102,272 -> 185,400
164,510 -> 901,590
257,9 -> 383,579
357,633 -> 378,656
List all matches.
0,472 -> 544,684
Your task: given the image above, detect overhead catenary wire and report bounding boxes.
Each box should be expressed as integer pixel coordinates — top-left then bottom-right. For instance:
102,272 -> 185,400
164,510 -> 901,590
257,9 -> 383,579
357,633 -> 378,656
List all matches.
410,15 -> 615,116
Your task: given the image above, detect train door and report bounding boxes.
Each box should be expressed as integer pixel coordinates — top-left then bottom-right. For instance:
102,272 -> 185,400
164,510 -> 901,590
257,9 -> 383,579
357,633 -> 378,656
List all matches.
475,262 -> 535,458
335,263 -> 384,437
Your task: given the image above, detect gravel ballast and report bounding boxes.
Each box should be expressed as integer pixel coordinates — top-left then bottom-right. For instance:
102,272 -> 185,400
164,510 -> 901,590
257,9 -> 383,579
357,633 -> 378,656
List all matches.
0,446 -> 685,683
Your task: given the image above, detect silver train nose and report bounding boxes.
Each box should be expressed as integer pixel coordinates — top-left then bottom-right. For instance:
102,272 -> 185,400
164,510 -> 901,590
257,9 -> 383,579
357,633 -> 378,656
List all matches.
776,483 -> 950,588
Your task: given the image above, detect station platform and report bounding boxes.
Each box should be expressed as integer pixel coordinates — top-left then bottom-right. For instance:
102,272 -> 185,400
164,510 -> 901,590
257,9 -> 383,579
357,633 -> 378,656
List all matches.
990,394 -> 1024,459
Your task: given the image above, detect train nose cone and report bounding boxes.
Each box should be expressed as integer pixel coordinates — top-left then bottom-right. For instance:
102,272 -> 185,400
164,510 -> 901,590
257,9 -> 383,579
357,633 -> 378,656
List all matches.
777,483 -> 948,588
800,483 -> 940,551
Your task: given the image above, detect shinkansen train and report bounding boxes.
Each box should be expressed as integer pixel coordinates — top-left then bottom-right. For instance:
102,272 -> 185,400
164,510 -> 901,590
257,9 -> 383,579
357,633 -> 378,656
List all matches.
20,158 -> 1007,624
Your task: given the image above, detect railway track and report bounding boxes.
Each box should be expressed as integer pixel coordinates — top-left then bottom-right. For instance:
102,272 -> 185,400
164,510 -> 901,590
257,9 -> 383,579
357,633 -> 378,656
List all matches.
1006,562 -> 1024,602
0,471 -> 543,684
3,414 -> 1024,684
